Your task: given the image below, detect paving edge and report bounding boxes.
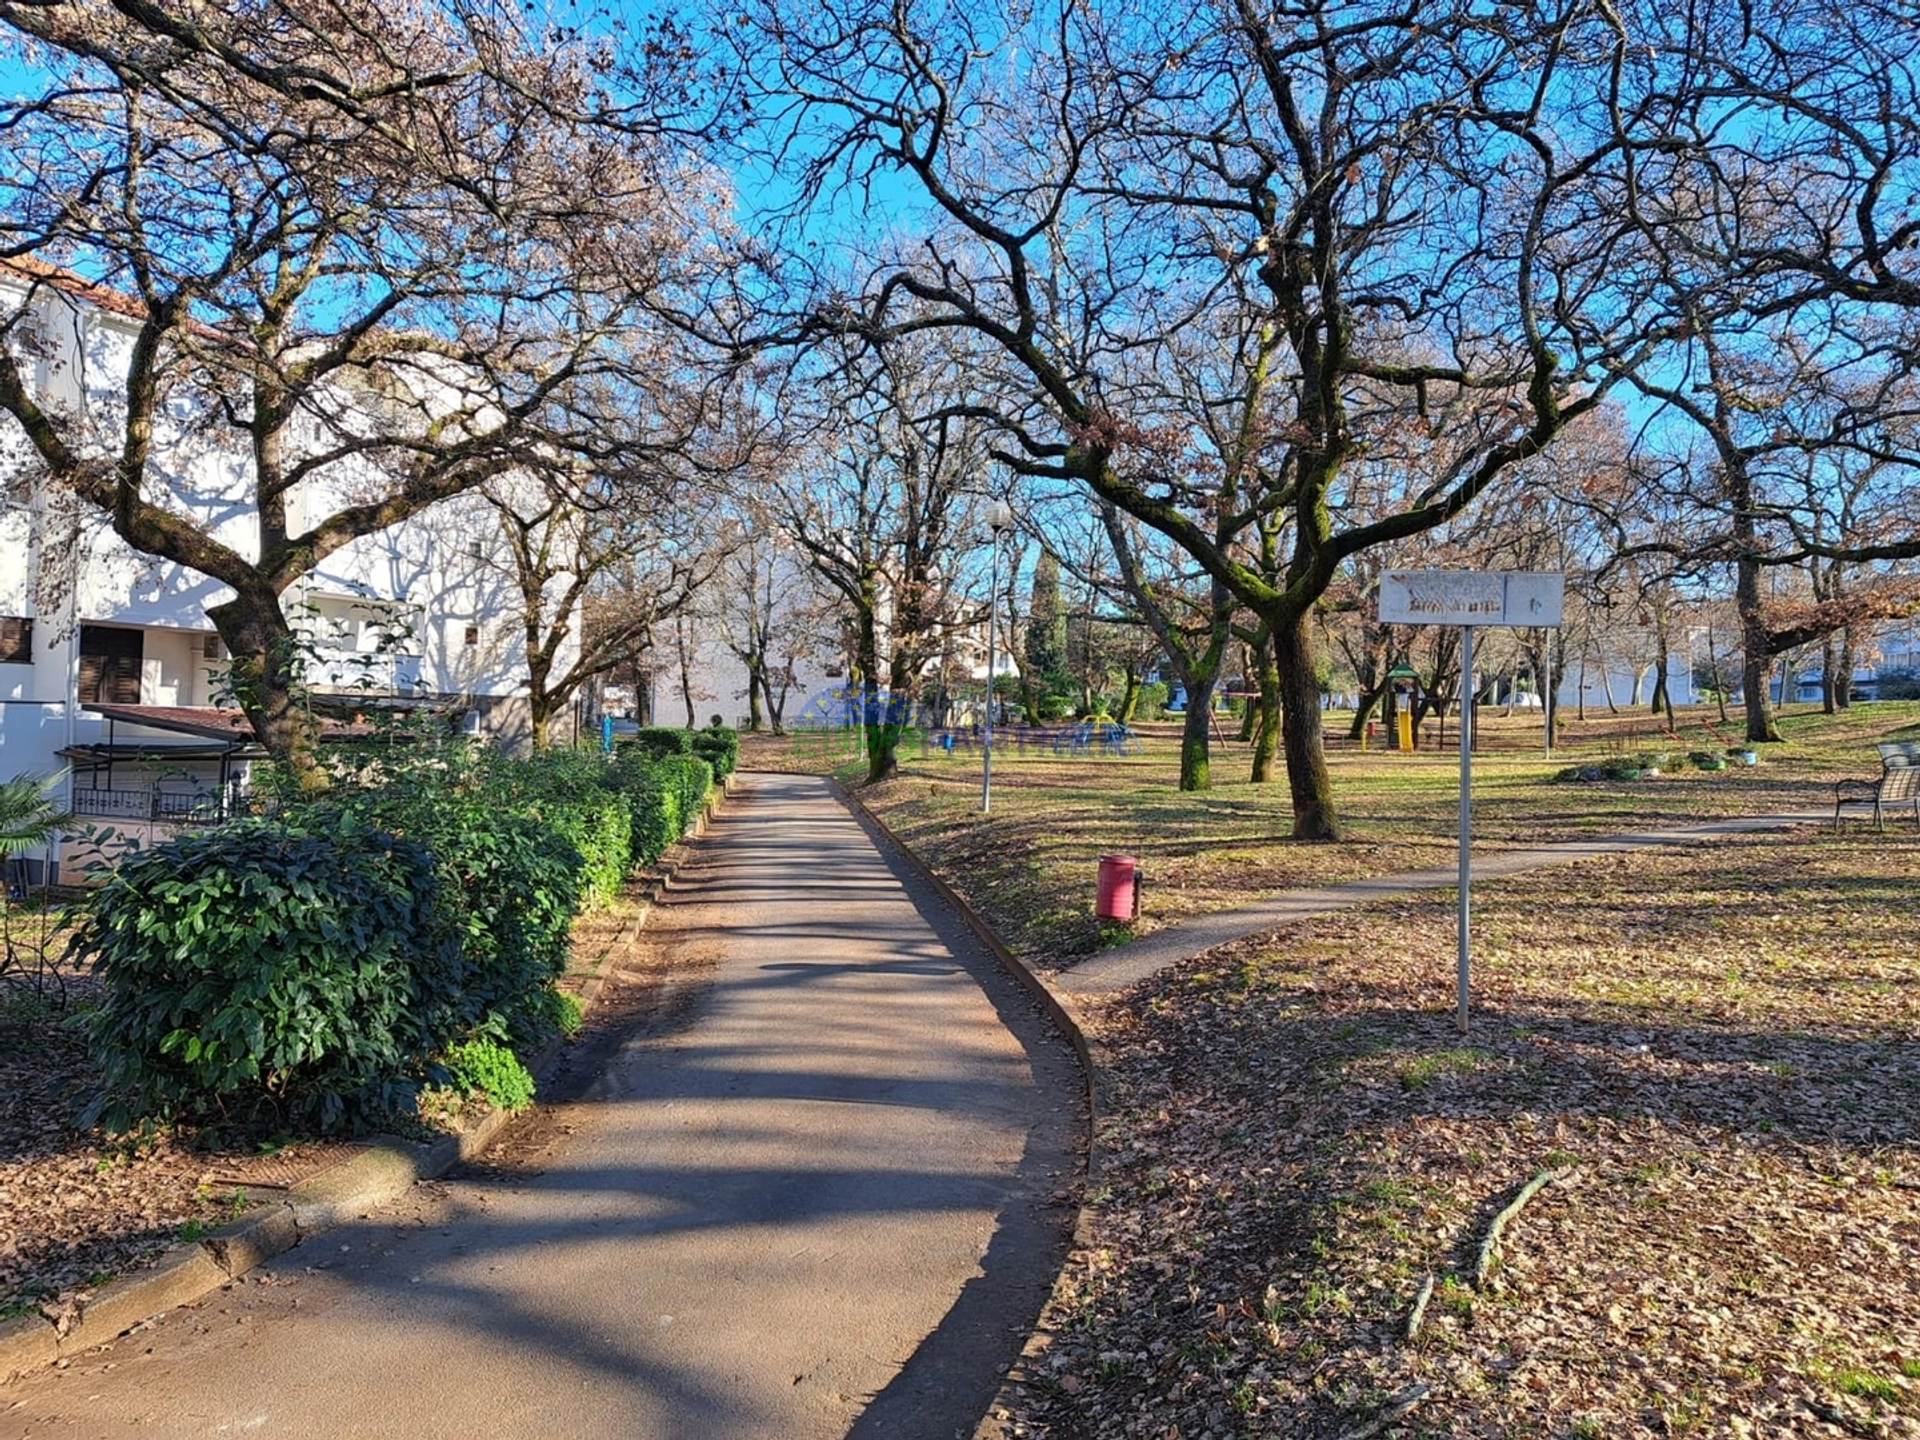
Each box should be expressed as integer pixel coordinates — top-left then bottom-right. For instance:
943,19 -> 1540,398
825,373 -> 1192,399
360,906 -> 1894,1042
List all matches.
0,783 -> 729,1390
827,779 -> 1111,1440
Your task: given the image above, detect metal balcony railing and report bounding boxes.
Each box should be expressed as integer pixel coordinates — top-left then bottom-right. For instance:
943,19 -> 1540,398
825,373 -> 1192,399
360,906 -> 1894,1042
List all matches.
71,788 -> 233,825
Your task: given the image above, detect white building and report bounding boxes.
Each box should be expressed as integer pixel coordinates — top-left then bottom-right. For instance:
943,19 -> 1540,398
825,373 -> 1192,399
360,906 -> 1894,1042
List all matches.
0,262 -> 571,877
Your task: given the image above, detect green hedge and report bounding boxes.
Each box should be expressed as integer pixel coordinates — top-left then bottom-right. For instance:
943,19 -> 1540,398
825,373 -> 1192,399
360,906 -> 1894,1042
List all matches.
78,732 -> 729,1135
609,750 -> 677,867
624,726 -> 693,761
76,811 -> 463,1133
656,754 -> 714,831
497,748 -> 631,908
326,763 -> 584,1054
690,725 -> 739,779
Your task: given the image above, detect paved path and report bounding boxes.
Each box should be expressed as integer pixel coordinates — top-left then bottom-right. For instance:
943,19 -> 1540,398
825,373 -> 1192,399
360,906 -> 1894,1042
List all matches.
1055,809 -> 1830,1000
1,774 -> 1081,1440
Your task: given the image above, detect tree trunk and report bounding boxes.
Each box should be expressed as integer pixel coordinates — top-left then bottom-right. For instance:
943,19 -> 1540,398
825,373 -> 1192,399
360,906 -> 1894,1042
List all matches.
856,598 -> 906,783
745,663 -> 766,731
1347,684 -> 1383,741
209,593 -> 328,795
1178,675 -> 1217,792
1234,641 -> 1257,742
1250,632 -> 1281,783
1736,551 -> 1783,743
1275,612 -> 1338,840
674,618 -> 698,729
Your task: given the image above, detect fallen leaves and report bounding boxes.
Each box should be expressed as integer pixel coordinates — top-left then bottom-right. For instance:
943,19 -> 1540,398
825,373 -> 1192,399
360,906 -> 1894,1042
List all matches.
994,830 -> 1920,1437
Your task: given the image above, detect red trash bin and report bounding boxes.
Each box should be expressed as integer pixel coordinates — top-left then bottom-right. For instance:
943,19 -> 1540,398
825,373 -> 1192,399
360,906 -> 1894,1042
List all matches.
1096,854 -> 1141,921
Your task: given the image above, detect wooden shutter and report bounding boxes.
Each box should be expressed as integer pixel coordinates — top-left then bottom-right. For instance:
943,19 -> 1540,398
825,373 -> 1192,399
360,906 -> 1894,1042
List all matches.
78,626 -> 144,705
0,617 -> 30,665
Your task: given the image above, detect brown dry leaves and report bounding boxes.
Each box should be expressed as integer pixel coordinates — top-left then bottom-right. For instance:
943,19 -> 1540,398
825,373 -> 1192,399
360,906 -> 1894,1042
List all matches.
0,981 -> 255,1322
1005,830 -> 1920,1438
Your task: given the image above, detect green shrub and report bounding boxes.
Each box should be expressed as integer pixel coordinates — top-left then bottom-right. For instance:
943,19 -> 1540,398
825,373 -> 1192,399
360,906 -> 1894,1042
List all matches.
486,749 -> 630,907
609,748 -> 682,867
513,781 -> 628,908
657,754 -> 714,831
541,987 -> 584,1040
322,756 -> 585,1053
690,725 -> 739,779
624,726 -> 693,761
439,1037 -> 535,1112
76,811 -> 460,1133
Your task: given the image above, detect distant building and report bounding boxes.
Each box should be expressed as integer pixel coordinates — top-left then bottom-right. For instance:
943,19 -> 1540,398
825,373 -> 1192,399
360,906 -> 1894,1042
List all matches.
0,262 -> 570,877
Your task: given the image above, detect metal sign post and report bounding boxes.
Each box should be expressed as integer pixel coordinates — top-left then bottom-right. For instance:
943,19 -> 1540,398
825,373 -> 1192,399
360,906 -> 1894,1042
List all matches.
981,504 -> 1014,813
1378,571 -> 1565,1032
1457,624 -> 1474,1033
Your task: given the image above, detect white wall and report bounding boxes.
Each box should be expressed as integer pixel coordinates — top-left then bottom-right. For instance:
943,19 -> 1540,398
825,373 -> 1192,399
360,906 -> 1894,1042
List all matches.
0,266 -> 577,811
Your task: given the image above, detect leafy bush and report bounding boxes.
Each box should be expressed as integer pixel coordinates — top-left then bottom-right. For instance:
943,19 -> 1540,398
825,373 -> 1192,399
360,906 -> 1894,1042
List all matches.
624,726 -> 693,761
690,725 -> 739,779
76,811 -> 461,1133
656,754 -> 714,831
439,1037 -> 535,1112
485,748 -> 630,905
609,748 -> 682,867
322,751 -> 585,1052
541,987 -> 584,1040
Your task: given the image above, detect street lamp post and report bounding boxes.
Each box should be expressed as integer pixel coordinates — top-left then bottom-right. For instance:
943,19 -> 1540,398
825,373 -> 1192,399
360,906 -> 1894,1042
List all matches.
982,503 -> 1014,813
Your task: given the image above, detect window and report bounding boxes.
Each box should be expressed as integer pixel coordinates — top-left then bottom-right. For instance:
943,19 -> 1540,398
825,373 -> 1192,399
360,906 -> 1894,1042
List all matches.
463,624 -> 480,647
79,625 -> 143,705
0,616 -> 30,666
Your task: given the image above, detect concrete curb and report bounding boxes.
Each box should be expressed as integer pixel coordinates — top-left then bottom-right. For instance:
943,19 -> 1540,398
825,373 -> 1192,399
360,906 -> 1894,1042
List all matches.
1,783 -> 727,1389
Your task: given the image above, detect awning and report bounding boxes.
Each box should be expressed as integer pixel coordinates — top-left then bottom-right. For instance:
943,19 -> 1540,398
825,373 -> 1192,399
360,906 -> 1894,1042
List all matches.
79,703 -> 399,743
80,704 -> 256,743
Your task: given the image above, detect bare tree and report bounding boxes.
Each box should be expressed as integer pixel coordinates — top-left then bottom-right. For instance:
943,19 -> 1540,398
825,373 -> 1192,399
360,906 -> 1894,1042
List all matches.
705,499 -> 833,733
1599,0 -> 1920,739
0,0 -> 720,788
769,335 -> 999,781
488,460 -> 721,749
729,0 -> 1669,838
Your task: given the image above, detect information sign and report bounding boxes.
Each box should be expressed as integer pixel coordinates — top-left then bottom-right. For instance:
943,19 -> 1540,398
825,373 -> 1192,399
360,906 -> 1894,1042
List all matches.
1379,570 -> 1565,627
1375,570 -> 1566,1032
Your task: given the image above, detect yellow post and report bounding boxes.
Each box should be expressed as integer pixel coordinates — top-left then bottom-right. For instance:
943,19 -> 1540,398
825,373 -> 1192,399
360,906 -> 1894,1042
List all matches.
1397,709 -> 1414,753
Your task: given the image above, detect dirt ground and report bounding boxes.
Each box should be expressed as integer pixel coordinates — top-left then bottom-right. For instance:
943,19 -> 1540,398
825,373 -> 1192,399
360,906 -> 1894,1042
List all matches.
997,830 -> 1920,1439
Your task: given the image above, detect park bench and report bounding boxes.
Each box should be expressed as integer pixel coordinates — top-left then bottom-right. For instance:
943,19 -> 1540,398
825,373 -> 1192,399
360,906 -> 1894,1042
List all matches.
1833,740 -> 1920,832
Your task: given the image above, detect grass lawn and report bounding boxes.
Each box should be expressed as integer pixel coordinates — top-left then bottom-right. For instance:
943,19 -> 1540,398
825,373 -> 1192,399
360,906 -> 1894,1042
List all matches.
797,701 -> 1920,965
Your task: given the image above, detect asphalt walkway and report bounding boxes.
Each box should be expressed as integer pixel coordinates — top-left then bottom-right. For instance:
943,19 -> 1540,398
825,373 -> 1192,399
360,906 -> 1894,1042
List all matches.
0,774 -> 1081,1440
